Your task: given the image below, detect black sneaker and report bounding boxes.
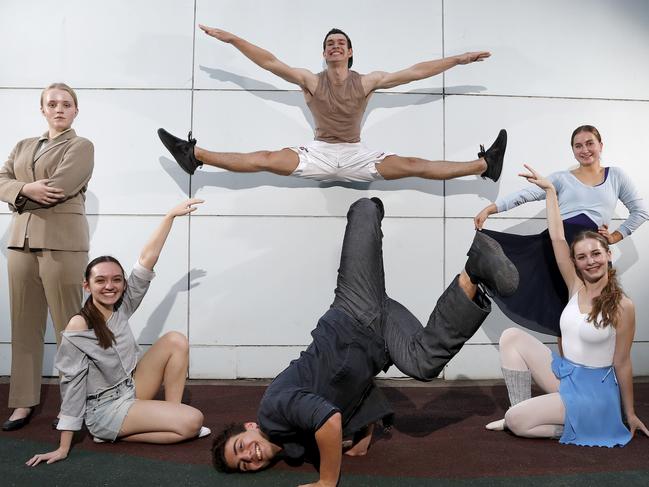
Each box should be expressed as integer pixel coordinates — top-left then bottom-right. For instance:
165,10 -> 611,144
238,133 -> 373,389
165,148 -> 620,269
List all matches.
158,128 -> 201,175
478,129 -> 507,182
465,231 -> 519,297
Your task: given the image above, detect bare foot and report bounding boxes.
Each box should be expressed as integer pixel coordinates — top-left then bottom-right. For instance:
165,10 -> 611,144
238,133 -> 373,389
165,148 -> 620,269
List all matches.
485,418 -> 505,431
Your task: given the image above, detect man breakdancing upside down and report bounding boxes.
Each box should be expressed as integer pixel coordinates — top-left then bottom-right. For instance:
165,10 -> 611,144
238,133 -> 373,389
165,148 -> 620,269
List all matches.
211,198 -> 519,486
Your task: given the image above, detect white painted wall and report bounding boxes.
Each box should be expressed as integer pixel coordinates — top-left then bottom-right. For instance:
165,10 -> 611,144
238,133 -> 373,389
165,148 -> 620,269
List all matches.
1,0 -> 647,379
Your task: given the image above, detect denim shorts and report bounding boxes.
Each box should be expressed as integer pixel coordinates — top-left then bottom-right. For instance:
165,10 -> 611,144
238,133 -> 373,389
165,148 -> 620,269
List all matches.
85,377 -> 136,441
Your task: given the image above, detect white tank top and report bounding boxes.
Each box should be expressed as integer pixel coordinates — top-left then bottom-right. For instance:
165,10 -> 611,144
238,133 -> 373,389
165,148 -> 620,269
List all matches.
559,290 -> 616,367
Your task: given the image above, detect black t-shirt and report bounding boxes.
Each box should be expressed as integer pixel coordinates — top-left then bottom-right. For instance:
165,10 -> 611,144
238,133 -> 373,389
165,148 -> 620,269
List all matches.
258,308 -> 392,465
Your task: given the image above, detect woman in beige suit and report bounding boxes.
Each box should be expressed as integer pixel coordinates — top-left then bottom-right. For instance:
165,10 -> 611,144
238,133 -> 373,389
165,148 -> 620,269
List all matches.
0,83 -> 93,430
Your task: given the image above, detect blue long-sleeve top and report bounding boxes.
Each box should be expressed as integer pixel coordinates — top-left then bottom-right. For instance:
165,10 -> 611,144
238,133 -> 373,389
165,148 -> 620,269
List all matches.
495,167 -> 648,238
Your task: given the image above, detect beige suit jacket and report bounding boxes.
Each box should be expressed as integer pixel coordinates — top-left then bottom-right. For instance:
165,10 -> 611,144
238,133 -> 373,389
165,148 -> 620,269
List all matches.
0,129 -> 94,251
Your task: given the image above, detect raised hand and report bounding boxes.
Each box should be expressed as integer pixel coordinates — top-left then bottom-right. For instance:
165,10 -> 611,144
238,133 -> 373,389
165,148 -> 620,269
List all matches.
166,198 -> 205,218
519,164 -> 553,191
20,179 -> 65,205
198,24 -> 236,43
456,51 -> 491,64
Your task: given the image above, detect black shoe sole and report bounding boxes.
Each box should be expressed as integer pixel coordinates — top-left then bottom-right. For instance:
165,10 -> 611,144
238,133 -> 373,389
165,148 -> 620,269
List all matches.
466,231 -> 519,297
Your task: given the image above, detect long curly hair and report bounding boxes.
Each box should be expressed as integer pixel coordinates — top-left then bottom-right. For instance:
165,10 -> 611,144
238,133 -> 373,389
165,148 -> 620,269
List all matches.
570,231 -> 623,328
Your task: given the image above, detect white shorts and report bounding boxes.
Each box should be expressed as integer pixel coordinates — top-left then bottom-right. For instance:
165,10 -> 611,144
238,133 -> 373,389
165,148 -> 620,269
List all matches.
289,140 -> 393,182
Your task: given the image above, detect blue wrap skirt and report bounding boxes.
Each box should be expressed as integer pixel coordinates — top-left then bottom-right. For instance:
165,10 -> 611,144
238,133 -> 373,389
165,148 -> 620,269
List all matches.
552,353 -> 631,447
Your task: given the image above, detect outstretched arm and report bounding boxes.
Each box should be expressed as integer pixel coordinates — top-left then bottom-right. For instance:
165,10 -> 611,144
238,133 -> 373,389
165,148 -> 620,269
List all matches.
139,198 -> 203,271
362,51 -> 490,94
299,413 -> 342,487
614,299 -> 649,438
199,25 -> 317,93
520,164 -> 579,291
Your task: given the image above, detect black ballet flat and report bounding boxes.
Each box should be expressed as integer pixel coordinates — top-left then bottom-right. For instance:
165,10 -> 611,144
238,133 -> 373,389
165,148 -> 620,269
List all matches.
2,408 -> 33,431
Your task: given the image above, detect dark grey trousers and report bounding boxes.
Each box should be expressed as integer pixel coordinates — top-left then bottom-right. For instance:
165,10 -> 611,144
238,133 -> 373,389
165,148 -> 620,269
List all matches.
331,198 -> 491,381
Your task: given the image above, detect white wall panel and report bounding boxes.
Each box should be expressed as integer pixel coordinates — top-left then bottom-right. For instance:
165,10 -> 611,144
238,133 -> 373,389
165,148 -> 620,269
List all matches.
0,0 -> 195,88
445,0 -> 649,100
87,214 -> 190,344
630,343 -> 649,376
445,342 -> 560,380
74,90 -> 192,215
0,344 -> 10,376
445,95 -> 649,218
189,215 -> 443,346
0,90 -> 47,215
614,224 -> 649,341
195,0 -> 443,93
1,1 -> 647,381
0,343 -> 57,377
190,346 -> 237,379
0,215 -> 12,341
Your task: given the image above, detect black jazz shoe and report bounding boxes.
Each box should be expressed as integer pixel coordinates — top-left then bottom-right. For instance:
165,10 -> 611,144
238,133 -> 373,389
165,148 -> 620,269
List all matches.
158,128 -> 202,175
478,129 -> 507,182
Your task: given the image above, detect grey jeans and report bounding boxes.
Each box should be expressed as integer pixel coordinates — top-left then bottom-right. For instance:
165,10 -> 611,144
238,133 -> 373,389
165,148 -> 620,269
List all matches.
331,198 -> 491,381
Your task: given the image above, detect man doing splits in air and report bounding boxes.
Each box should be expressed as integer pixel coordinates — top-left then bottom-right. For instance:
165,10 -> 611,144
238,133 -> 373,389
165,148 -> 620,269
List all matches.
159,27 -> 506,183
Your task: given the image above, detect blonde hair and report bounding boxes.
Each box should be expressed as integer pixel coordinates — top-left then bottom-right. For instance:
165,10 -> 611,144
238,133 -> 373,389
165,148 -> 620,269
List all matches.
40,82 -> 78,108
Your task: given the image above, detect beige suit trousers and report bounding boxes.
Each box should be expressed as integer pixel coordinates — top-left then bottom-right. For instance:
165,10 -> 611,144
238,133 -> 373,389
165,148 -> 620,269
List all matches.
7,243 -> 87,407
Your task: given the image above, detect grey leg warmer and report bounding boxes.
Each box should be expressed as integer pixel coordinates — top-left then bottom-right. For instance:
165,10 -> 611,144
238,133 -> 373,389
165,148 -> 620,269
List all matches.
501,367 -> 532,406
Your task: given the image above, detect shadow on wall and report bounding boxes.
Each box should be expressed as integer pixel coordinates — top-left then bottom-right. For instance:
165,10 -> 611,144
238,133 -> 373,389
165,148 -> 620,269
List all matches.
199,65 -> 486,130
137,268 -> 206,344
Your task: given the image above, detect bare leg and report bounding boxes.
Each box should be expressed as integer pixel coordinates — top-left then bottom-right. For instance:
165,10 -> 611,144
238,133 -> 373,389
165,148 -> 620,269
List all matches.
376,155 -> 487,180
118,400 -> 203,444
194,147 -> 299,175
133,331 -> 189,403
458,270 -> 477,301
505,393 -> 565,438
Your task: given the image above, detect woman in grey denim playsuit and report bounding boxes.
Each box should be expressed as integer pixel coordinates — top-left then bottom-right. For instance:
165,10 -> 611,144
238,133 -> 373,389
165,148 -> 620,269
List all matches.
26,199 -> 210,466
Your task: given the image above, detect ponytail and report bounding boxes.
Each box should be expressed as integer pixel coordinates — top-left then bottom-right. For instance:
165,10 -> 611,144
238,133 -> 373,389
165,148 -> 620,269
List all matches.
80,255 -> 126,349
78,298 -> 115,349
588,267 -> 623,329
